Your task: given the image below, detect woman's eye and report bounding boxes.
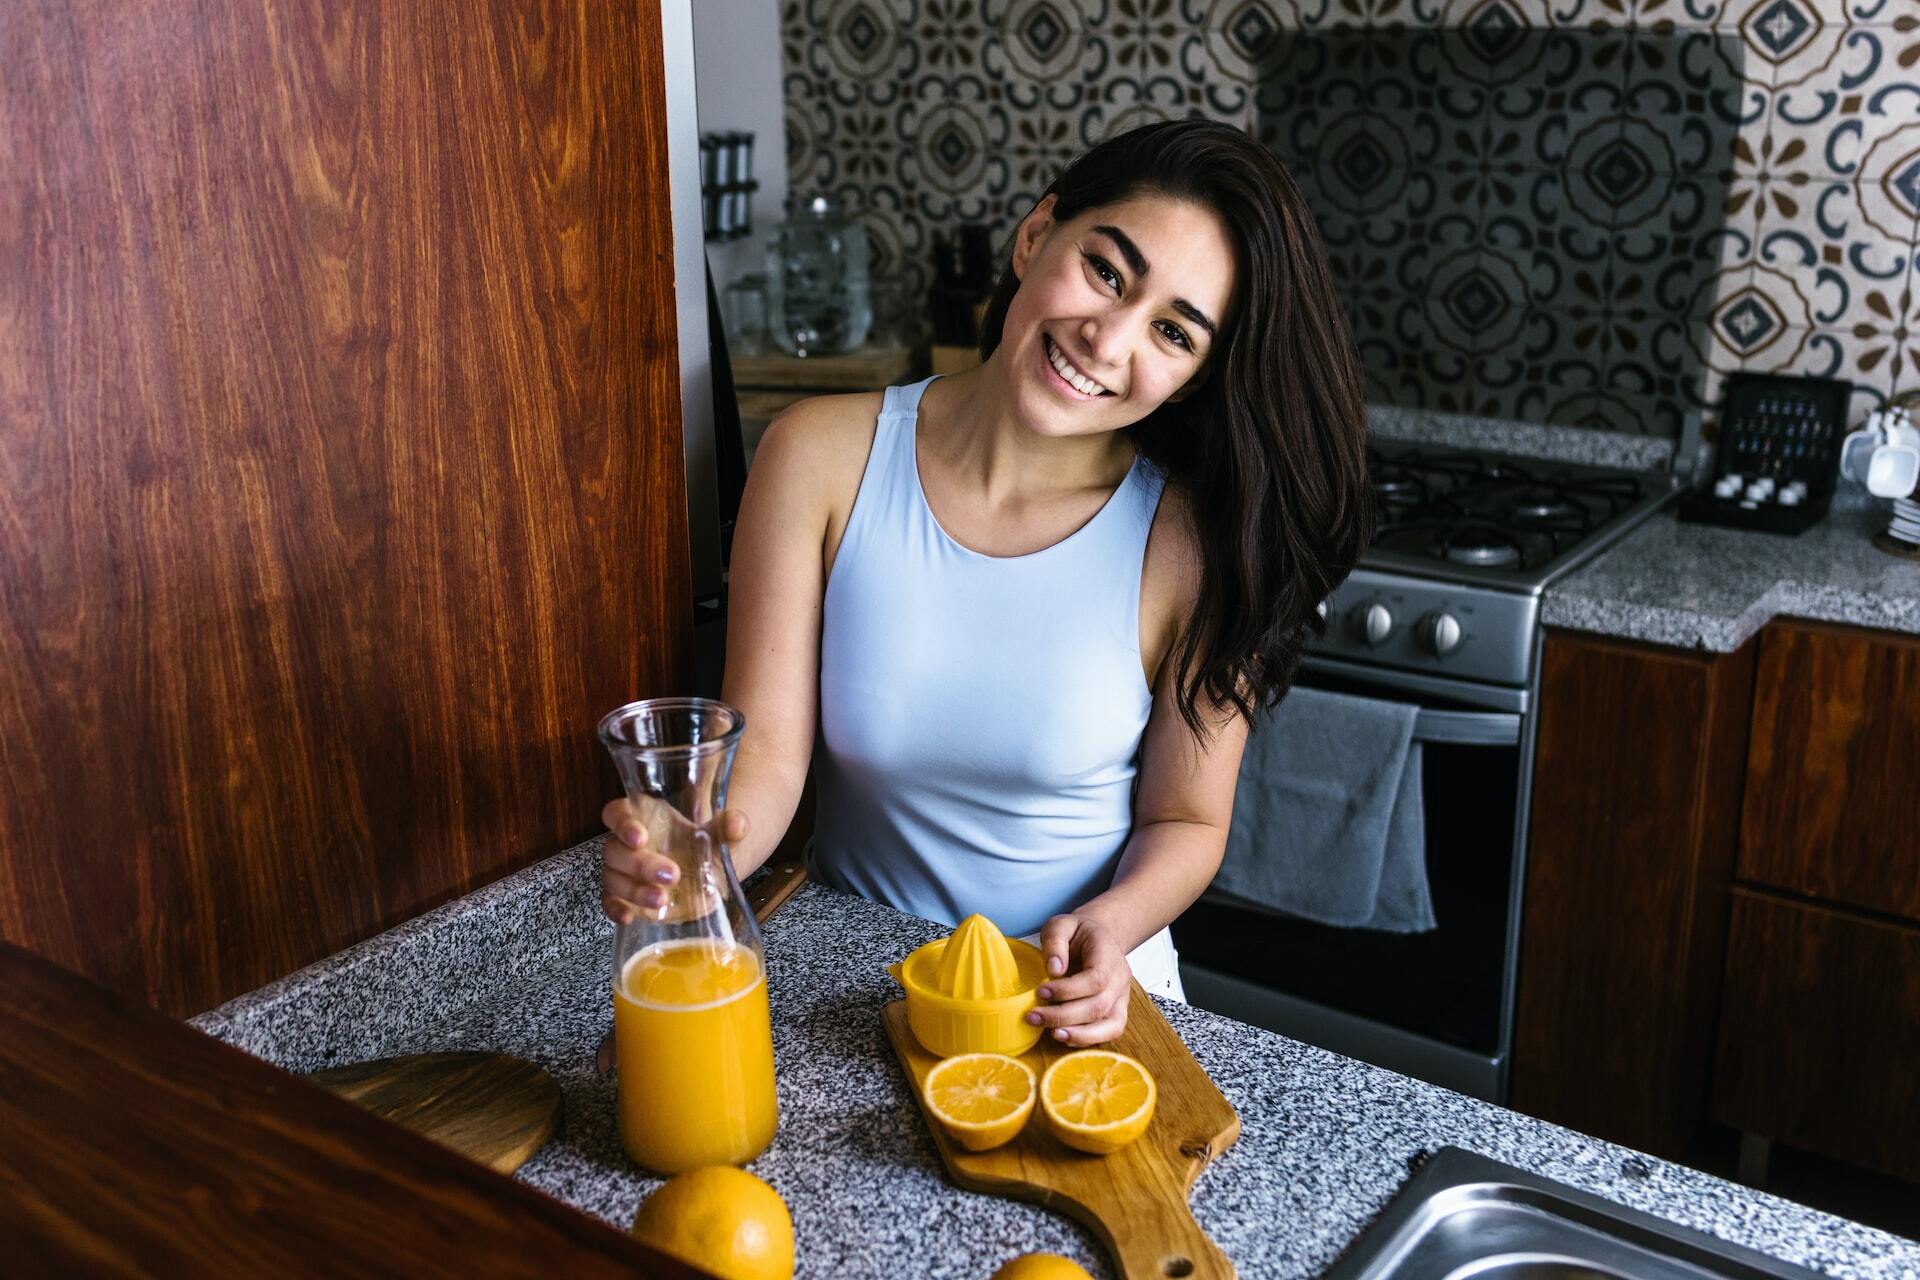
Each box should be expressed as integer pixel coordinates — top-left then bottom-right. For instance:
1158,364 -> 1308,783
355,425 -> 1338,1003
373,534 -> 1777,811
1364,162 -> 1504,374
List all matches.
1085,253 -> 1120,290
1157,320 -> 1193,351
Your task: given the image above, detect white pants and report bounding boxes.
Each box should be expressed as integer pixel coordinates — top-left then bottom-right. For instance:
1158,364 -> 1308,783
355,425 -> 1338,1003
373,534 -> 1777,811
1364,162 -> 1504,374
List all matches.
1125,926 -> 1188,1003
1018,924 -> 1187,1003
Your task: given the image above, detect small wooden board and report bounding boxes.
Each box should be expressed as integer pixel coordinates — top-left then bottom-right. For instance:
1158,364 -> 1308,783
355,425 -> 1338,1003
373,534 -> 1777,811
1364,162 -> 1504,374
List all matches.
307,1050 -> 561,1175
884,985 -> 1240,1279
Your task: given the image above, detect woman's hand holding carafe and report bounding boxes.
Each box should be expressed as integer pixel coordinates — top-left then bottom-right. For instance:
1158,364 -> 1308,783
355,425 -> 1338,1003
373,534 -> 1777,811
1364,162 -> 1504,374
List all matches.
600,796 -> 752,925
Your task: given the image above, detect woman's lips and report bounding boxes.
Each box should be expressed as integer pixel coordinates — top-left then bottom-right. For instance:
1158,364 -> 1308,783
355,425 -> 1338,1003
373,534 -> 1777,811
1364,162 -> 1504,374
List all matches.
1040,333 -> 1110,401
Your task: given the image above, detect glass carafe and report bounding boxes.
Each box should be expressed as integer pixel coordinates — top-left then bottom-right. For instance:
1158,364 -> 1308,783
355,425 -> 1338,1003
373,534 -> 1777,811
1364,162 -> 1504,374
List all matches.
599,697 -> 777,1173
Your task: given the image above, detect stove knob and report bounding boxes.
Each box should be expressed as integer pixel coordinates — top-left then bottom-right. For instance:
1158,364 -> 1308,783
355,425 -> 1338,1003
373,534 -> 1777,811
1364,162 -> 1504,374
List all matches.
1349,602 -> 1394,646
1418,610 -> 1464,656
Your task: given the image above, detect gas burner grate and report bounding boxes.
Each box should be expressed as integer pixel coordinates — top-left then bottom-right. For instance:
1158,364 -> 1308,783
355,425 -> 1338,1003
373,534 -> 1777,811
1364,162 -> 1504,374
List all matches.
1366,443 -> 1649,575
1375,515 -> 1579,573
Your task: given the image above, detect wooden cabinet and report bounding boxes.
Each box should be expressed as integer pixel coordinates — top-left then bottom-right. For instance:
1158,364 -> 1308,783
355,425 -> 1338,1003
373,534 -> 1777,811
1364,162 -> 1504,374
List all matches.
1519,619 -> 1920,1184
1710,621 -> 1920,1183
1512,629 -> 1755,1162
1739,621 -> 1920,922
0,3 -> 691,1016
1711,891 -> 1920,1183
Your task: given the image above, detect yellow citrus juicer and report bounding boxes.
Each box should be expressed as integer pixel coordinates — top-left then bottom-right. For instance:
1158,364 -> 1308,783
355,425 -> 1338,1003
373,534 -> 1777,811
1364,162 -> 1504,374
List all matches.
887,913 -> 1050,1058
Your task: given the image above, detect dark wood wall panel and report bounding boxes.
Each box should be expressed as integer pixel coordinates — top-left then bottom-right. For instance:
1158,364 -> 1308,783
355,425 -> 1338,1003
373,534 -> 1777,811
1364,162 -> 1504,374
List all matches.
1740,620 -> 1920,922
1512,629 -> 1756,1161
1711,889 -> 1920,1183
0,2 -> 690,1015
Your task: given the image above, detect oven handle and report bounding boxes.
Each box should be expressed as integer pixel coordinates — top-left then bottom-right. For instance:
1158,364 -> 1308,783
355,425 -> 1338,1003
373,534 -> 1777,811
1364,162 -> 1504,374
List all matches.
1413,707 -> 1521,746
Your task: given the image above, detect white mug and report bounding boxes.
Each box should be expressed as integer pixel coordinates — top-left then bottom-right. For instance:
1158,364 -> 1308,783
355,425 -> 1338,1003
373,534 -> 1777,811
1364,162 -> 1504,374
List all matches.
1866,442 -> 1920,498
1840,427 -> 1882,483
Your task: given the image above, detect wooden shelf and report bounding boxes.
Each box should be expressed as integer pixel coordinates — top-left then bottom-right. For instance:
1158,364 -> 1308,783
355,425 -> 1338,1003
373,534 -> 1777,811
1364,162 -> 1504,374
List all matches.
730,342 -> 923,390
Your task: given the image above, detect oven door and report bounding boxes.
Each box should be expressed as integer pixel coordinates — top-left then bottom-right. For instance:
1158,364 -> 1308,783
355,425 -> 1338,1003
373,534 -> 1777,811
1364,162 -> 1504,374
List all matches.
1171,655 -> 1532,1103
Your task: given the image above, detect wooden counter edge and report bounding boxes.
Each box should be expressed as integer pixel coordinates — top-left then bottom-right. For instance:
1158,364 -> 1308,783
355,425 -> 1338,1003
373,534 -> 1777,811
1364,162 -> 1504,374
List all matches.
0,941 -> 713,1279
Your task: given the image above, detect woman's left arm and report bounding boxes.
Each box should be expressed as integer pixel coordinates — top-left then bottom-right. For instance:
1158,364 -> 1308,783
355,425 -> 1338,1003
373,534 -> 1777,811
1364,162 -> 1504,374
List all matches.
1030,509 -> 1252,1045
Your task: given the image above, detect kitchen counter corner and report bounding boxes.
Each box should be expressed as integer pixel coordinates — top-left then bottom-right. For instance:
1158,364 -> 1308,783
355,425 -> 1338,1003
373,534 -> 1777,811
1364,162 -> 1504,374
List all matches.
1544,498 -> 1920,652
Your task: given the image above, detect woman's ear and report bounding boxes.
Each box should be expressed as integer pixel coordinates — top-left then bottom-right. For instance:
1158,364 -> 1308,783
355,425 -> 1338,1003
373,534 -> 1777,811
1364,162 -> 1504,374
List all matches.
1008,193 -> 1059,283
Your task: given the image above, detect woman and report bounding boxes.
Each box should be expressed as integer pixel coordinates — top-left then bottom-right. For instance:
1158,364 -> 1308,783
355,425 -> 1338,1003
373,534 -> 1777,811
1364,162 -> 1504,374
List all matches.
602,120 -> 1372,1045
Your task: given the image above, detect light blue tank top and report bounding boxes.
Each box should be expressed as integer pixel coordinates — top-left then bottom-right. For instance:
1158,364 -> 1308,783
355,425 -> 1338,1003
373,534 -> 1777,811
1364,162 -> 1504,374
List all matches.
813,375 -> 1168,938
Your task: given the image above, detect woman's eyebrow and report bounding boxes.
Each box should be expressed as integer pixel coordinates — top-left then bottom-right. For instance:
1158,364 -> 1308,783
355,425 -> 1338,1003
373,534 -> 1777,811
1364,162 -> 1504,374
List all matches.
1171,299 -> 1217,339
1091,223 -> 1218,339
1092,224 -> 1150,276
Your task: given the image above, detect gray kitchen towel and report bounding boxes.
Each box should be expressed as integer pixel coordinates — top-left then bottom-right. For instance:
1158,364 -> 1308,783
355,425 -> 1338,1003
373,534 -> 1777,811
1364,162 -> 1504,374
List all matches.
1212,686 -> 1436,933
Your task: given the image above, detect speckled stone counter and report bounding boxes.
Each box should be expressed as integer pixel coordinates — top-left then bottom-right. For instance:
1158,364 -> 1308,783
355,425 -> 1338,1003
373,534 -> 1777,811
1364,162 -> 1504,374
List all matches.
194,839 -> 1920,1279
1367,404 -> 1675,472
1541,496 -> 1920,652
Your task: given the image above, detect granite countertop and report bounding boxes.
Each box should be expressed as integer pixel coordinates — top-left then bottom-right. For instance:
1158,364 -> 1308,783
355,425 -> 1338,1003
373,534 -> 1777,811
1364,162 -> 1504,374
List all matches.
1543,499 -> 1920,652
193,839 -> 1920,1279
1365,404 -> 1920,653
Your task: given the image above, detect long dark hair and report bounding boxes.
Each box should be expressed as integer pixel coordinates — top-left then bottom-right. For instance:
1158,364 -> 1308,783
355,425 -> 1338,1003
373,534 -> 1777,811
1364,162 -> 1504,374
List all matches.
978,120 -> 1372,736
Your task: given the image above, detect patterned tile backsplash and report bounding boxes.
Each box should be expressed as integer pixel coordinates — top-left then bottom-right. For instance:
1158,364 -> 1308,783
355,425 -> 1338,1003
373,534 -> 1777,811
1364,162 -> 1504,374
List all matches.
782,0 -> 1920,436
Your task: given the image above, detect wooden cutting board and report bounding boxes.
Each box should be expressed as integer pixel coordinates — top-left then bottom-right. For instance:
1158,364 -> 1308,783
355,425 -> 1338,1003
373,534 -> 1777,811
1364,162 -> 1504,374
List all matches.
884,983 -> 1240,1279
307,1050 -> 561,1175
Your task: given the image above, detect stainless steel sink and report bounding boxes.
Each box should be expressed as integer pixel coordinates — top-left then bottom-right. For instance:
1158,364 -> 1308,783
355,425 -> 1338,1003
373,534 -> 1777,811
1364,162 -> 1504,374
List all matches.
1324,1148 -> 1823,1280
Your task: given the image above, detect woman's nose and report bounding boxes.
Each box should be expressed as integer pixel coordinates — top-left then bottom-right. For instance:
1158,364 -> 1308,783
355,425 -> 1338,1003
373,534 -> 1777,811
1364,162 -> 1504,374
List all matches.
1078,316 -> 1129,373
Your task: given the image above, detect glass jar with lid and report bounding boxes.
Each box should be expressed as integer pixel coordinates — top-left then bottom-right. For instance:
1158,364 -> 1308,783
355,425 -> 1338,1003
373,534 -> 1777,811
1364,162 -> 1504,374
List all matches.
765,195 -> 872,357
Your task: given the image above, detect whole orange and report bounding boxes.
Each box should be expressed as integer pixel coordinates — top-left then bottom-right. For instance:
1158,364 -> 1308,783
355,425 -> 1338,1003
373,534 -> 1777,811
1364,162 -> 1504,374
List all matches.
629,1165 -> 794,1280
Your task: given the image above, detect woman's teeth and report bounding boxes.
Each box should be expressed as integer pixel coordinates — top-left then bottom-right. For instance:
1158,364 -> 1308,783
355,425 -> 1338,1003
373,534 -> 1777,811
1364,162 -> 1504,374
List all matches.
1045,335 -> 1111,397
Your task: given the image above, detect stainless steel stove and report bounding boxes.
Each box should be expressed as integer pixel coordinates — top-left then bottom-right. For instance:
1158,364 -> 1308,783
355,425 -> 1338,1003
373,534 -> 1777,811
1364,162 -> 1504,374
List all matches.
1318,440 -> 1679,688
1176,438 -> 1676,1104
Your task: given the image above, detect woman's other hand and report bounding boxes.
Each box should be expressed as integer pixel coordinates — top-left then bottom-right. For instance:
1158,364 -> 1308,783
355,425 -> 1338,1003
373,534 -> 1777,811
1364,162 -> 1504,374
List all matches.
1028,913 -> 1132,1046
599,796 -> 751,925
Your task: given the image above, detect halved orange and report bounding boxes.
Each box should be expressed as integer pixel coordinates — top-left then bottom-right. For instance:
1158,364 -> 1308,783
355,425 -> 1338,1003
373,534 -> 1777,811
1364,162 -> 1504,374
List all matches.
921,1052 -> 1036,1152
1039,1049 -> 1156,1155
991,1254 -> 1094,1280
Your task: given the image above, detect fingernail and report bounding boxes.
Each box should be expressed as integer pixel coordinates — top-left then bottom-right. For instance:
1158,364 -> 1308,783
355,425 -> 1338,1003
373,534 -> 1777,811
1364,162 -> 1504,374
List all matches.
1053,1029 -> 1070,1042
655,867 -> 675,883
1026,1012 -> 1042,1025
1037,986 -> 1052,1000
623,825 -> 643,845
1048,958 -> 1065,976
645,888 -> 667,908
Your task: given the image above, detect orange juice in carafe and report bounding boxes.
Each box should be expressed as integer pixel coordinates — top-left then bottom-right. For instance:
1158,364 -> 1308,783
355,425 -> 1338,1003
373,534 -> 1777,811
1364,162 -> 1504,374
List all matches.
614,937 -> 777,1173
599,697 -> 776,1174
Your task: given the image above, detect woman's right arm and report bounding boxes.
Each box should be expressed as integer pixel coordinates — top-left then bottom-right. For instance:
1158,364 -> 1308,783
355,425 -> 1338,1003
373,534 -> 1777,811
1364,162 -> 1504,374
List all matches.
601,400 -> 843,922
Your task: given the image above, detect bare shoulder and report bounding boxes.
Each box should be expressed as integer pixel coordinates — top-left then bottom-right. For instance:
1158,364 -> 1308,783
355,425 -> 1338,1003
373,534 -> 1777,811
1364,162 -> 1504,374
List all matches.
755,390 -> 885,485
750,390 -> 887,578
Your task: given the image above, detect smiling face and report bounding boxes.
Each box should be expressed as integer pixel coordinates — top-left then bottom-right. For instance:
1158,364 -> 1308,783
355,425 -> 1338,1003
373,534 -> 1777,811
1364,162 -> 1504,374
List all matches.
995,191 -> 1239,438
